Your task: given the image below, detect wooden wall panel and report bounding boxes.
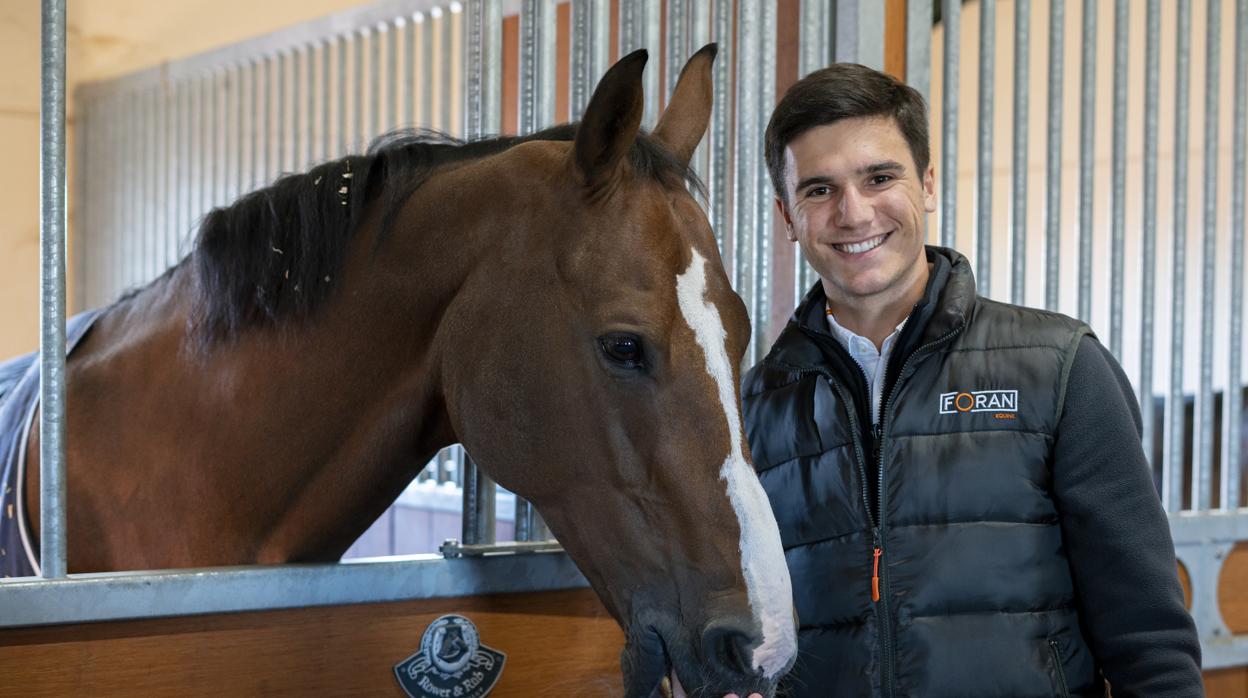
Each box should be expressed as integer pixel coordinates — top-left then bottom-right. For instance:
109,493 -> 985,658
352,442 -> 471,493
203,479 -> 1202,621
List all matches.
0,588 -> 623,697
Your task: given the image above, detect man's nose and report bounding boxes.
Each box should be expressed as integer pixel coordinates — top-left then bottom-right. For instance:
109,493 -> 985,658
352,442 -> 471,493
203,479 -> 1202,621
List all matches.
833,187 -> 872,229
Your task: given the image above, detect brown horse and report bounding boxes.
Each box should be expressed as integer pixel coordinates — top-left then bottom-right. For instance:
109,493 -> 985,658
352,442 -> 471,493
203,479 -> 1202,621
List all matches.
11,47 -> 796,697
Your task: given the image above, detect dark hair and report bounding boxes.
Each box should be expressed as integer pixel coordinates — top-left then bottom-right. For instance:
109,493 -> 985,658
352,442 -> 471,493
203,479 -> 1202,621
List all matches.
189,126 -> 702,345
764,63 -> 930,204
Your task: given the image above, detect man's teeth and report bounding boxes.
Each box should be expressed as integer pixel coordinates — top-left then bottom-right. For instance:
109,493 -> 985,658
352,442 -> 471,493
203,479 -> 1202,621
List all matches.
835,233 -> 887,254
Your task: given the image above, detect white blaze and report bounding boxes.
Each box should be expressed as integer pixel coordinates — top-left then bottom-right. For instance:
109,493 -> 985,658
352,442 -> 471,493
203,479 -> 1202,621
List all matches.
675,250 -> 797,679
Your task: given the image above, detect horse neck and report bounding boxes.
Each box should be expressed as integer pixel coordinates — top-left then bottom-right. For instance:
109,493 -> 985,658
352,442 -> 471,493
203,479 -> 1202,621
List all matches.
61,204 -> 476,568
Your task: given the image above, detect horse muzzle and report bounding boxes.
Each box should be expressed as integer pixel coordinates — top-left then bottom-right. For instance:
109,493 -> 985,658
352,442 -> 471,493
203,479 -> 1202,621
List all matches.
624,617 -> 784,698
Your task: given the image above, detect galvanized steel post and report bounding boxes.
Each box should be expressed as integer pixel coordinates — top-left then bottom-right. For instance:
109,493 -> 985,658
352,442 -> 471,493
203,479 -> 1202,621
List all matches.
39,0 -> 68,579
1011,0 -> 1030,305
1165,0 -> 1191,513
1141,0 -> 1160,472
941,0 -> 959,250
976,0 -> 995,294
1110,0 -> 1128,359
1198,0 -> 1221,511
1227,0 -> 1248,510
1077,0 -> 1095,323
1044,0 -> 1063,311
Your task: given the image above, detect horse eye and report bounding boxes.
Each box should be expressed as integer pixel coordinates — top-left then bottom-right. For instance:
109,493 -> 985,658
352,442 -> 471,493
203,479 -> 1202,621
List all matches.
599,334 -> 644,369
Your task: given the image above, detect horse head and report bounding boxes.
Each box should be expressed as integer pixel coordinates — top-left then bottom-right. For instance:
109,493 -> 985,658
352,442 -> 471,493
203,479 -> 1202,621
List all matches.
437,47 -> 798,698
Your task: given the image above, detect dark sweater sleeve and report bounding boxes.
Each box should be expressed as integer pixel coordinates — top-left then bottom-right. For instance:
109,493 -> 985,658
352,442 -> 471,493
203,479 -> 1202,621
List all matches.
1052,335 -> 1203,696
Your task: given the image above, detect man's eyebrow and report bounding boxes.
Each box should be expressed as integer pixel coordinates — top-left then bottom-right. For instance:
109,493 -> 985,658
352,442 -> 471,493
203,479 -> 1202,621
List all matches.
857,160 -> 906,176
794,161 -> 907,193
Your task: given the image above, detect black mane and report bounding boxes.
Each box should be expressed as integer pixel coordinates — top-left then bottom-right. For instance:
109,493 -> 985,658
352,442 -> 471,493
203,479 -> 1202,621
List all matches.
189,125 -> 704,344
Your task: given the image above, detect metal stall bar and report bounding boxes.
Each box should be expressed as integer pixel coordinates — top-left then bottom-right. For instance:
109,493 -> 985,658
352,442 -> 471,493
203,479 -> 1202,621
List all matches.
1110,0 -> 1128,359
388,20 -> 400,131
72,96 -> 87,313
514,0 -> 556,543
356,29 -> 367,148
665,0 -> 687,104
277,53 -> 288,178
1141,0 -> 1160,470
941,0 -> 959,250
709,0 -> 732,257
835,0 -> 884,70
735,0 -> 762,363
1228,0 -> 1248,511
569,0 -> 610,120
39,0 -> 67,579
908,0 -> 933,104
756,0 -> 776,351
371,25 -> 382,140
238,63 -> 249,207
976,0 -> 995,294
292,48 -> 304,171
1166,0 -> 1192,512
403,15 -> 416,128
1198,0 -> 1221,511
460,0 -> 502,547
797,0 -> 832,300
1012,0 -> 1030,305
519,0 -> 556,135
1077,0 -> 1095,323
1044,0 -> 1064,311
441,5 -> 456,135
307,45 -> 318,168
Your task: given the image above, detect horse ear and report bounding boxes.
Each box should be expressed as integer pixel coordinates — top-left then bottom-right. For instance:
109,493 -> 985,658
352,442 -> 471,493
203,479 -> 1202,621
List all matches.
652,43 -> 717,167
573,48 -> 647,191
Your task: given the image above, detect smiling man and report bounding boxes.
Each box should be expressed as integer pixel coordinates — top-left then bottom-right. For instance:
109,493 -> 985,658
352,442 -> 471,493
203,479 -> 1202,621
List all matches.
741,64 -> 1202,696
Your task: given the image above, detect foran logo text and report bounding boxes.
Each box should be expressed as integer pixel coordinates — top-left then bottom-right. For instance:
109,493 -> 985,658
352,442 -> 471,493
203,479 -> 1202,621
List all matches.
939,389 -> 1019,415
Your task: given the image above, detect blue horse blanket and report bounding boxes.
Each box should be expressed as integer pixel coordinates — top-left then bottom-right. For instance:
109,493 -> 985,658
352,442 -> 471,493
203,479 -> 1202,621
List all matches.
0,310 -> 101,577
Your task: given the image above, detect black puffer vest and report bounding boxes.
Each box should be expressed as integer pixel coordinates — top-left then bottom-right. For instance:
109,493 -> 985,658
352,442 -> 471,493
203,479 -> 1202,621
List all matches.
742,248 -> 1098,697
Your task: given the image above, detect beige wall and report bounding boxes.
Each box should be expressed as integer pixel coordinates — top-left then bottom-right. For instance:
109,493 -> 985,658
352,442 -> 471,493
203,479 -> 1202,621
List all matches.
0,1 -> 374,360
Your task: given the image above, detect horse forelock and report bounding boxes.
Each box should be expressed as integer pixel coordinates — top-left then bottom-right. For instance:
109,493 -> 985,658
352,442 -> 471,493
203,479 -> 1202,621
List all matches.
185,126 -> 702,348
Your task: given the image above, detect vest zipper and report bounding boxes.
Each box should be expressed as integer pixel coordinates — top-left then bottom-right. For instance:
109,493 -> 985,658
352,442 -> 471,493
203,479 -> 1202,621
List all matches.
874,324 -> 964,698
1048,639 -> 1070,697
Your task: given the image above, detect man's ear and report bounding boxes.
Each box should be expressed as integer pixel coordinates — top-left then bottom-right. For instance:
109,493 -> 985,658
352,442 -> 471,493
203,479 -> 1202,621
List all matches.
775,197 -> 796,241
923,164 -> 937,213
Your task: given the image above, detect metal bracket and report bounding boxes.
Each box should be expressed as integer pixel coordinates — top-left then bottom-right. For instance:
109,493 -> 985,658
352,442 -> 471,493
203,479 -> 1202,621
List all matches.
440,538 -> 563,558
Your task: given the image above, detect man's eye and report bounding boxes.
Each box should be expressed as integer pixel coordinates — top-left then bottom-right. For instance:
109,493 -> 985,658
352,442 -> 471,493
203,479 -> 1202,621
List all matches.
599,334 -> 645,369
869,174 -> 895,186
806,186 -> 831,198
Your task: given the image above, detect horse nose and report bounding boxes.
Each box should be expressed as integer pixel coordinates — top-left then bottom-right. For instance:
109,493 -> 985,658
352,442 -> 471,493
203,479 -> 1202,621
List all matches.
701,619 -> 761,679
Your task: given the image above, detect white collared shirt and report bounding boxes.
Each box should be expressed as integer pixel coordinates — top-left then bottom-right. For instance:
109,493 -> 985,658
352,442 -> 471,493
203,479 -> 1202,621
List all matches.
825,309 -> 908,425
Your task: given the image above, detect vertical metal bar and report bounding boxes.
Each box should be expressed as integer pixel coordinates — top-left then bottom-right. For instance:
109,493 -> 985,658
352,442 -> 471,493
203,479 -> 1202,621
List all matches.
1077,0 -> 1096,322
251,60 -> 262,190
442,5 -> 457,135
1111,0 -> 1128,359
75,99 -> 90,309
1198,0 -> 1220,511
305,46 -> 316,168
370,25 -> 382,141
756,0 -> 775,350
404,16 -> 415,127
642,0 -> 661,128
388,21 -> 399,132
710,0 -> 732,258
1225,0 -> 1246,510
1165,0 -> 1191,513
464,0 -> 502,138
1012,0 -> 1030,305
1141,0 -> 1161,472
736,0 -> 761,363
460,454 -> 496,545
1045,0 -> 1064,311
356,29 -> 366,149
570,0 -> 611,119
179,81 -> 190,262
520,0 -> 554,134
665,0 -> 687,103
836,0 -> 885,70
39,0 -> 68,579
322,41 -> 332,161
238,64 -> 248,202
338,36 -> 349,155
797,0 -> 832,298
157,84 -> 169,274
976,0 -> 995,294
291,48 -> 303,171
261,60 -> 272,182
941,0 -> 959,250
420,12 -> 434,127
277,53 -> 288,174
908,0 -> 933,104
144,88 -> 156,282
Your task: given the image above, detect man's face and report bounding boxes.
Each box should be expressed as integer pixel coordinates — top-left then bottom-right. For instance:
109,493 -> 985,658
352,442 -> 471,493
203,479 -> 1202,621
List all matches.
778,115 -> 936,307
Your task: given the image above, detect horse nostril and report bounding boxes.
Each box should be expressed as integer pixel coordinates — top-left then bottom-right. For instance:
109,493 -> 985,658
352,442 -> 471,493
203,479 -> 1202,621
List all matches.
701,622 -> 758,678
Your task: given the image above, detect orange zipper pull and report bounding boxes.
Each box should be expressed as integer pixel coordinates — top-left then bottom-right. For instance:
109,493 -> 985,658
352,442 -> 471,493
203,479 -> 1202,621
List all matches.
872,547 -> 882,602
